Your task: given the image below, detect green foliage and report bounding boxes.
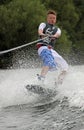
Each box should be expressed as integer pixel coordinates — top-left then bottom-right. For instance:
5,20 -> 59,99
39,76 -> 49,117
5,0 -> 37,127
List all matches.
0,0 -> 84,66
56,29 -> 72,56
41,0 -> 79,33
0,0 -> 12,5
0,0 -> 46,50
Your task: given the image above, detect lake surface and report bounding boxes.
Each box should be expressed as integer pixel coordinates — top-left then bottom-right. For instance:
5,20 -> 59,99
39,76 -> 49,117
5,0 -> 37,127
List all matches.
0,65 -> 84,130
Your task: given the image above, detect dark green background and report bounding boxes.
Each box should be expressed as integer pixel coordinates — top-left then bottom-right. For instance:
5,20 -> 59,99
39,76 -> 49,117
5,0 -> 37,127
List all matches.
0,0 -> 84,68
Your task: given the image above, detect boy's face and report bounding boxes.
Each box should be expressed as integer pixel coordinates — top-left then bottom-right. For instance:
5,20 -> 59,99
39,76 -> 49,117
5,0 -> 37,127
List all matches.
47,14 -> 56,25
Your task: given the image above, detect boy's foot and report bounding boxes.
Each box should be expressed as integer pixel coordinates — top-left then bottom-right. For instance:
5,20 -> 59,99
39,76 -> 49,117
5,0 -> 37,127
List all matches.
37,74 -> 45,82
57,77 -> 64,84
54,78 -> 63,86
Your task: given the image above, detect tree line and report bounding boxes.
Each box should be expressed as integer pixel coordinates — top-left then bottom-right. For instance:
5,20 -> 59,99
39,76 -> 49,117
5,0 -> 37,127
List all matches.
0,0 -> 84,67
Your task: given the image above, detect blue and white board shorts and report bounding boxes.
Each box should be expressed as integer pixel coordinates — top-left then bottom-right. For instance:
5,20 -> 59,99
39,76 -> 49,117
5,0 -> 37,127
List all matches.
40,49 -> 56,68
38,46 -> 68,71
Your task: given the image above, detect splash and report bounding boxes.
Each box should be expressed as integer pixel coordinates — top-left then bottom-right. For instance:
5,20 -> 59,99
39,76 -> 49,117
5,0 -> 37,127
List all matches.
57,65 -> 84,110
0,69 -> 40,108
0,65 -> 84,110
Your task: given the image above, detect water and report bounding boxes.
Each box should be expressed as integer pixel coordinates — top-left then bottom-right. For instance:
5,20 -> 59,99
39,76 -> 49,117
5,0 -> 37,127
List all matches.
0,65 -> 84,130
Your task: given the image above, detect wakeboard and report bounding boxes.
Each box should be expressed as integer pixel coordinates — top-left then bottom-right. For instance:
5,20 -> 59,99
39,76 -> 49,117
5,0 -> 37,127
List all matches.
25,84 -> 56,97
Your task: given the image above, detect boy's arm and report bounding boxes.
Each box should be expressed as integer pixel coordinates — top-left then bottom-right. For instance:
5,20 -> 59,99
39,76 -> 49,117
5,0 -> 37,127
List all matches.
52,28 -> 61,38
38,29 -> 45,37
38,23 -> 46,37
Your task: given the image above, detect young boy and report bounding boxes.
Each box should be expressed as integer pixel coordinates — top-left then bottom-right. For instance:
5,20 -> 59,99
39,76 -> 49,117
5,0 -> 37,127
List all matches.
36,10 -> 68,84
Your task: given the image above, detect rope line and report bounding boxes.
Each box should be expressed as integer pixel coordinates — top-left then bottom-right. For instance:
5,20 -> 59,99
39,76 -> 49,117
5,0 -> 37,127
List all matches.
0,37 -> 48,55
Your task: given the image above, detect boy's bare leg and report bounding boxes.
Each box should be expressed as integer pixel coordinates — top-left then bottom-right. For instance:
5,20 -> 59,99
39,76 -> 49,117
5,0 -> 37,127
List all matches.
41,66 -> 49,77
37,66 -> 49,81
57,70 -> 67,84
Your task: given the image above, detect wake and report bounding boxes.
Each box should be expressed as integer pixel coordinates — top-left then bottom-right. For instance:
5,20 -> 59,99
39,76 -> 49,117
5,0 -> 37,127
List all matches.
0,65 -> 84,110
